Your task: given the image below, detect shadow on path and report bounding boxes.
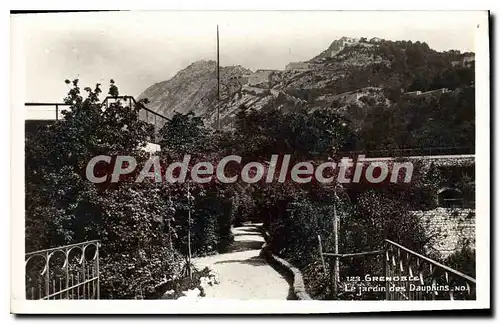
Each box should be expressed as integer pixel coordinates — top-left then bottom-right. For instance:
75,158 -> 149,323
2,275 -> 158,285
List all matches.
215,255 -> 268,267
214,254 -> 297,300
194,224 -> 293,300
224,240 -> 264,253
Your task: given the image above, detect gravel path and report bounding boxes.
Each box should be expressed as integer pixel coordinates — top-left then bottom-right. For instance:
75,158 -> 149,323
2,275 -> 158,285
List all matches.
193,224 -> 291,300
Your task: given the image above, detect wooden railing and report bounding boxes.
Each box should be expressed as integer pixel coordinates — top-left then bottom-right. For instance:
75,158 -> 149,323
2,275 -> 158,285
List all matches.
25,240 -> 100,300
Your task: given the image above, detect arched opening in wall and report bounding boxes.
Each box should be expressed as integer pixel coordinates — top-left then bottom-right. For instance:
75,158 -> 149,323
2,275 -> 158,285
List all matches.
437,187 -> 463,208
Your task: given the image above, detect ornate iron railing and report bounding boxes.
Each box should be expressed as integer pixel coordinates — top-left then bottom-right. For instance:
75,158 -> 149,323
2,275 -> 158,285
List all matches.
320,238 -> 476,300
384,240 -> 476,300
25,240 -> 100,300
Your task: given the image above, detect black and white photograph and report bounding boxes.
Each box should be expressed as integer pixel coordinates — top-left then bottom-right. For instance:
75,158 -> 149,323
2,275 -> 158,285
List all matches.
10,10 -> 490,314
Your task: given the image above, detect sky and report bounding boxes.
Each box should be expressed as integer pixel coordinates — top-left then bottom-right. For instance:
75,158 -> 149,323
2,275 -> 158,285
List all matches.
12,11 -> 485,103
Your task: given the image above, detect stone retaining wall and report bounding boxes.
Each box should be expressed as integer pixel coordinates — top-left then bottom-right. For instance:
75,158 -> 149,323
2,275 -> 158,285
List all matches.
411,207 -> 475,258
259,228 -> 312,300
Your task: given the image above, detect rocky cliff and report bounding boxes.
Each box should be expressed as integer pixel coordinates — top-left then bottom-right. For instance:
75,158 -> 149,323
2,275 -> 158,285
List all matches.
138,37 -> 470,130
138,61 -> 310,129
138,60 -> 250,119
309,36 -> 361,61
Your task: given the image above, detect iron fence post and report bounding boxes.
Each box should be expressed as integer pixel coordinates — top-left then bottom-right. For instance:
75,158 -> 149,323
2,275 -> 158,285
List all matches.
82,251 -> 86,299
384,245 -> 389,300
96,243 -> 100,299
45,252 -> 50,299
329,258 -> 335,299
65,249 -> 69,299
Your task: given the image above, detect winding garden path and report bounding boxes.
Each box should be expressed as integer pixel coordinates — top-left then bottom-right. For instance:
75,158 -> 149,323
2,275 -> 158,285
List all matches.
193,224 -> 291,299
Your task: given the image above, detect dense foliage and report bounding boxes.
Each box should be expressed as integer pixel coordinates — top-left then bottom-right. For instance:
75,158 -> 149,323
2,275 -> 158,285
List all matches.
25,80 -> 223,298
26,39 -> 475,300
327,40 -> 472,94
282,40 -> 475,154
226,106 -> 444,300
346,86 -> 475,152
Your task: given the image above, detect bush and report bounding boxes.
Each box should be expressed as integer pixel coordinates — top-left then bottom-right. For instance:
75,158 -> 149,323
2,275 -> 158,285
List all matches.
156,113 -> 236,256
25,80 -> 187,299
95,183 -> 185,298
445,242 -> 475,278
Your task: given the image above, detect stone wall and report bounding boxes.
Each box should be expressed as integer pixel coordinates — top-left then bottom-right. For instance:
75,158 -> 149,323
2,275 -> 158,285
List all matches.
404,88 -> 451,98
240,70 -> 276,87
285,62 -> 311,71
360,155 -> 475,167
259,227 -> 312,300
332,86 -> 382,104
410,208 -> 475,258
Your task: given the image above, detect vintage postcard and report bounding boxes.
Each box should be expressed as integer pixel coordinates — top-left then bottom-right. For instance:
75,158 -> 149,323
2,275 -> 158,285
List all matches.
10,10 -> 490,314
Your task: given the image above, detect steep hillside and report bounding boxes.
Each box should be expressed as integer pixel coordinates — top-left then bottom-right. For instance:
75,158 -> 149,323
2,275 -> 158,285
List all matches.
309,36 -> 363,61
138,60 -> 250,119
138,62 -> 309,129
138,37 -> 473,133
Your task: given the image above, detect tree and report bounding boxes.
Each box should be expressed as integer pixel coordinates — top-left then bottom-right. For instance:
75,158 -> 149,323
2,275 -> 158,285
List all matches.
158,111 -> 211,156
233,106 -> 351,162
25,80 -> 183,298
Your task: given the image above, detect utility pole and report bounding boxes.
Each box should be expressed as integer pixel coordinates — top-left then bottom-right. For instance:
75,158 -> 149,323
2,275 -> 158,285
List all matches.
332,201 -> 339,298
216,24 -> 220,131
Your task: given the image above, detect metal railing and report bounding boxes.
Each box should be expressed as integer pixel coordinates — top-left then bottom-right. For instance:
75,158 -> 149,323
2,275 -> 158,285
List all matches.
338,146 -> 475,158
25,102 -> 72,121
25,96 -> 170,144
384,240 -> 476,300
25,240 -> 100,300
320,238 -> 476,300
101,96 -> 169,143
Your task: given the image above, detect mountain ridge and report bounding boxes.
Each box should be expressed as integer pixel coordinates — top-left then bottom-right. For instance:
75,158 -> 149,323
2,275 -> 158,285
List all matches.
138,37 -> 473,129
